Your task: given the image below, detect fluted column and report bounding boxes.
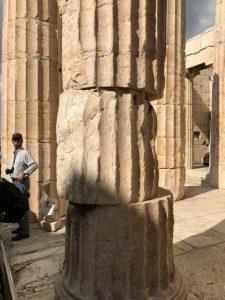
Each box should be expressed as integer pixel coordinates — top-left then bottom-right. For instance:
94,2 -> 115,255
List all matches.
153,0 -> 186,200
185,75 -> 194,170
56,198 -> 187,299
1,1 -> 63,221
55,0 -> 188,299
210,0 -> 225,188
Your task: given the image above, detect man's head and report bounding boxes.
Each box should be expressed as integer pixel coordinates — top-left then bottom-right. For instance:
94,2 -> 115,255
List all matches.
12,133 -> 23,150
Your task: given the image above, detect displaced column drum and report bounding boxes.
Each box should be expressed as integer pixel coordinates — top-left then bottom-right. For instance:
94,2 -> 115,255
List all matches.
55,0 -> 188,298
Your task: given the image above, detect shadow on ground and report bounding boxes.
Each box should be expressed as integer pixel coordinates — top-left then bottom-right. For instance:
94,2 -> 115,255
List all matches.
183,185 -> 214,199
175,206 -> 225,299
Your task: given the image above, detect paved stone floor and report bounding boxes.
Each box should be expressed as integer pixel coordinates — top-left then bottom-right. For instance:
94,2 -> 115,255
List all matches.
1,180 -> 225,299
0,223 -> 65,299
174,185 -> 225,299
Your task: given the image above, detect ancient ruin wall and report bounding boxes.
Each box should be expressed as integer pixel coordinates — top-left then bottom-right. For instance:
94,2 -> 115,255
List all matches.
186,27 -> 215,69
185,28 -> 215,171
192,67 -> 212,166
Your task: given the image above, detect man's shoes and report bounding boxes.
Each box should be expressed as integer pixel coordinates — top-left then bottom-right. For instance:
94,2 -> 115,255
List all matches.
11,233 -> 30,241
11,228 -> 20,234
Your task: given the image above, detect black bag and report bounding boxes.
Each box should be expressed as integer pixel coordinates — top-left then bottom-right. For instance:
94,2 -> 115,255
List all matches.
0,178 -> 29,223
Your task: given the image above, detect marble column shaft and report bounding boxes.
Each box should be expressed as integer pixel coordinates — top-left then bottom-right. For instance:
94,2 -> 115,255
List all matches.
55,0 -> 188,299
152,0 -> 186,200
185,76 -> 193,170
2,0 -> 59,218
56,0 -> 168,205
56,198 -> 187,300
210,0 -> 225,188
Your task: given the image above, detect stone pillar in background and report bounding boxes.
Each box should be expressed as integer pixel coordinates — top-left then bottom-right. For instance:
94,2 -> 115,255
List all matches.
152,0 -> 186,200
2,0 -> 67,226
55,0 -> 188,299
185,74 -> 194,170
210,0 -> 225,188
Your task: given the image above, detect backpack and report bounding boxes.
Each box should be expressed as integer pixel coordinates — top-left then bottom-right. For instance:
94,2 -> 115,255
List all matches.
0,178 -> 29,223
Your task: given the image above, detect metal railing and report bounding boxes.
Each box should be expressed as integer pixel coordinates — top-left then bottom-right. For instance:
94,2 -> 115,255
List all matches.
0,236 -> 17,300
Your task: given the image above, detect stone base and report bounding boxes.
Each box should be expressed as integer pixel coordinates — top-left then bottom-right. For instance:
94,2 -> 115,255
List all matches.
39,217 -> 66,232
55,196 -> 188,299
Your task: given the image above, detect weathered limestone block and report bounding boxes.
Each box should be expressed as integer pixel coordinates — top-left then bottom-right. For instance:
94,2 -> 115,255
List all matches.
186,27 -> 215,69
2,0 -> 62,220
57,90 -> 158,204
55,197 -> 187,300
57,0 -> 166,96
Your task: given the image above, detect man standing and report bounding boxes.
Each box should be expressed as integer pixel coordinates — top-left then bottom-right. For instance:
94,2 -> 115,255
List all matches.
5,133 -> 38,241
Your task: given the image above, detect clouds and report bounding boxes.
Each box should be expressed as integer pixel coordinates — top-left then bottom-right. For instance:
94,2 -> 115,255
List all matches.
186,0 -> 216,39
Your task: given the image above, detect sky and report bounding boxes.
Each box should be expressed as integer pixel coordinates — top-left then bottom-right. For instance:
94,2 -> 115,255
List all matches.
186,0 -> 216,39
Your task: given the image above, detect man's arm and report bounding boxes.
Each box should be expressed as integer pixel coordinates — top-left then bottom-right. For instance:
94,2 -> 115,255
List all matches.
17,152 -> 38,182
23,151 -> 38,176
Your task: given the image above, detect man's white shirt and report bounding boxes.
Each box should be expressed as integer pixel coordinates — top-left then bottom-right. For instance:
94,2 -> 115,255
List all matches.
9,148 -> 38,178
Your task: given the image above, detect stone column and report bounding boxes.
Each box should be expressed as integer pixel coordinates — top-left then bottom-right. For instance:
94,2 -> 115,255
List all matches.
152,0 -> 186,200
55,0 -> 188,299
210,0 -> 225,188
1,0 -> 67,225
185,75 -> 194,170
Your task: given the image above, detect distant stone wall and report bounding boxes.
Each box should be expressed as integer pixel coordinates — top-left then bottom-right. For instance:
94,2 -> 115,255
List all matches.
185,28 -> 215,170
192,67 -> 212,165
186,27 -> 215,69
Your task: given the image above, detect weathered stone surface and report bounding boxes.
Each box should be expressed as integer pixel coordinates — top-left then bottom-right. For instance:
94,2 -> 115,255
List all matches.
159,168 -> 186,200
57,0 -> 166,97
54,0 -> 189,297
186,27 -> 215,69
55,0 -> 188,298
57,90 -> 158,204
55,197 -> 188,300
